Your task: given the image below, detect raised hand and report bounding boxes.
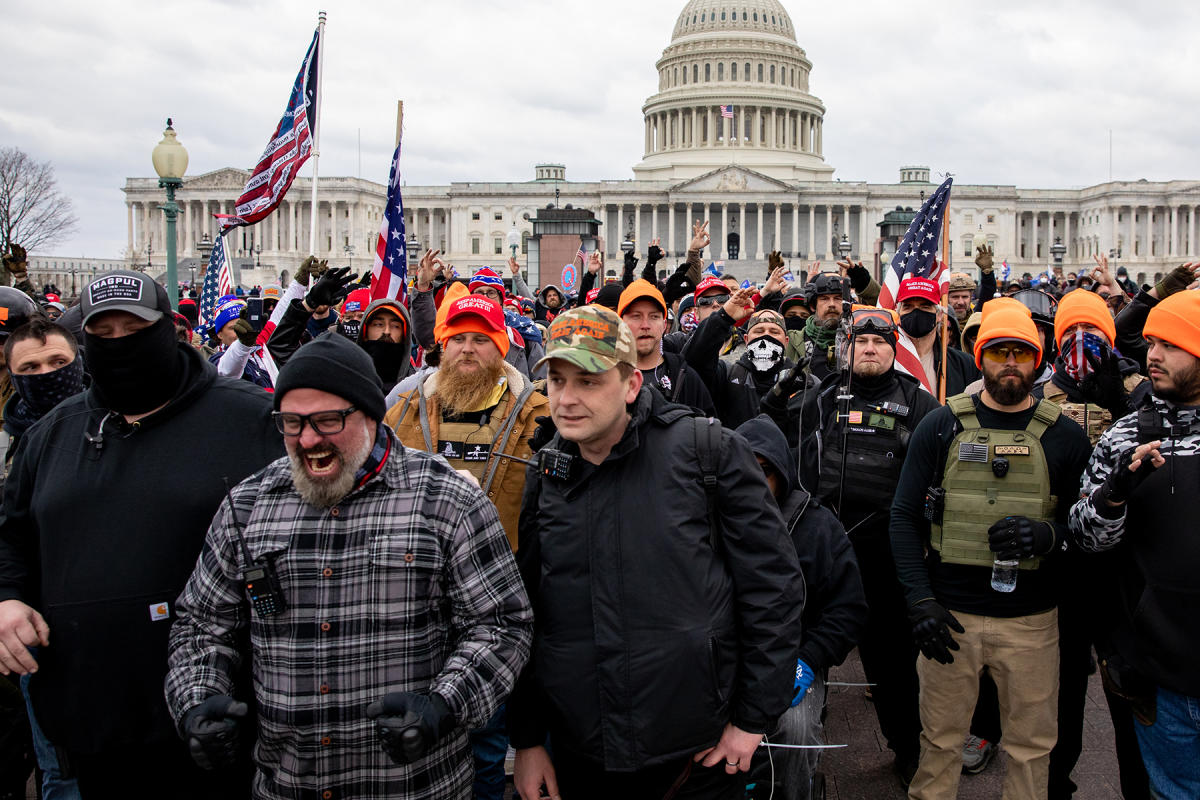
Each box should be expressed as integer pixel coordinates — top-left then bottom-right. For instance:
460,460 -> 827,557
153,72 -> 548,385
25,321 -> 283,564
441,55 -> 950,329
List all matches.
763,265 -> 789,296
587,251 -> 603,275
975,244 -> 994,273
690,219 -> 711,252
721,287 -> 756,323
416,249 -> 441,291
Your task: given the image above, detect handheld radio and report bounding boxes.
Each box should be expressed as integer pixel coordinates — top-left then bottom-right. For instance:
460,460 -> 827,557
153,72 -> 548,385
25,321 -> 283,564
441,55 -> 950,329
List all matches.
223,478 -> 287,617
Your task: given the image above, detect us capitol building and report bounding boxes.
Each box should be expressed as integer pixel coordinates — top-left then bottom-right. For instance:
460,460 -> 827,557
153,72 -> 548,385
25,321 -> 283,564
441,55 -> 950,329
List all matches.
109,0 -> 1199,292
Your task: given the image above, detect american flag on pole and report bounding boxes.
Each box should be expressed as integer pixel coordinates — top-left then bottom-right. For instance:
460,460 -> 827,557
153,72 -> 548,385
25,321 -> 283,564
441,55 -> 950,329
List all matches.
198,234 -> 234,336
720,105 -> 734,118
877,175 -> 953,393
575,245 -> 586,265
370,138 -> 407,303
216,30 -> 320,232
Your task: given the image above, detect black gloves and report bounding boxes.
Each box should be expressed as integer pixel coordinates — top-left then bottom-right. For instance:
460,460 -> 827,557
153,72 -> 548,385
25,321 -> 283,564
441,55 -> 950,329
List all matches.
987,516 -> 1055,560
1079,348 -> 1129,417
365,691 -> 455,765
295,255 -> 329,285
529,415 -> 557,453
647,245 -> 664,270
1096,446 -> 1159,505
1155,265 -> 1196,299
769,357 -> 810,399
233,307 -> 258,347
909,600 -> 964,664
181,695 -> 248,770
305,267 -> 356,310
846,263 -> 871,294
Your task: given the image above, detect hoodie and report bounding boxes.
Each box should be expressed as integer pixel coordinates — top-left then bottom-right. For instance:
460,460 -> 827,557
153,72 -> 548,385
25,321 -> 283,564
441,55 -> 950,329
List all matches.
535,284 -> 565,324
736,415 -> 867,673
358,298 -> 417,390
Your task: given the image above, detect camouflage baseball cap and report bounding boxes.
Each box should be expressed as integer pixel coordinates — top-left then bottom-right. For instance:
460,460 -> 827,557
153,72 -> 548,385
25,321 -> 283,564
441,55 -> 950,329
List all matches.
534,305 -> 637,373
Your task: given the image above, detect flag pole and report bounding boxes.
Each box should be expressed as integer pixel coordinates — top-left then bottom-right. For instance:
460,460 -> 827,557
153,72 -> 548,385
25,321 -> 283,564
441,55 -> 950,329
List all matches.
938,198 -> 951,403
306,11 -> 327,257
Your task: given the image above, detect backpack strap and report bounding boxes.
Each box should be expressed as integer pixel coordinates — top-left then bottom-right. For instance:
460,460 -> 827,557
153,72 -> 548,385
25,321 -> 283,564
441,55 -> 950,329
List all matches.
694,416 -> 723,555
1025,399 -> 1062,439
946,393 -> 980,430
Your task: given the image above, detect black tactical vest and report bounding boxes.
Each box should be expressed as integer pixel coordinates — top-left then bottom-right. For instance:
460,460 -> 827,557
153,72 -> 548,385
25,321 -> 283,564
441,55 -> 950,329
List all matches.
815,380 -> 912,513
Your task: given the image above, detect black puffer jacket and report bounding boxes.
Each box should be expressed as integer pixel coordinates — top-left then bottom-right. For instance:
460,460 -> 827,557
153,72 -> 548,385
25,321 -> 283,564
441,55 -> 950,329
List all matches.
685,308 -> 792,429
509,389 -> 804,770
0,345 -> 283,754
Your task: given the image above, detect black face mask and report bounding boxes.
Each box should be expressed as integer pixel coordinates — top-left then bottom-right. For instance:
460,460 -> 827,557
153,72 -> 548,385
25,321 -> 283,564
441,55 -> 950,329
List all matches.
84,317 -> 183,414
900,309 -> 938,339
784,315 -> 806,332
338,319 -> 361,341
359,338 -> 408,385
10,357 -> 85,418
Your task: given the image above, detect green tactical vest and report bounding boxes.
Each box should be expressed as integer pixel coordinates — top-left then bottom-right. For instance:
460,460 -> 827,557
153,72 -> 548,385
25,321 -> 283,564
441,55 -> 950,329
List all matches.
930,393 -> 1060,570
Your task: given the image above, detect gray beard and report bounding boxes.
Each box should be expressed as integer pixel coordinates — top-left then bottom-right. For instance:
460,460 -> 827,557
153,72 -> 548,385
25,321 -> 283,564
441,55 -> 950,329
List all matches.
288,424 -> 374,508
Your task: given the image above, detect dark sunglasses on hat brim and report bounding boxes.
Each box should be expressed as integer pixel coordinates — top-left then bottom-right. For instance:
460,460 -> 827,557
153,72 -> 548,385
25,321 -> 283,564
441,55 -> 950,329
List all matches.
695,293 -> 730,307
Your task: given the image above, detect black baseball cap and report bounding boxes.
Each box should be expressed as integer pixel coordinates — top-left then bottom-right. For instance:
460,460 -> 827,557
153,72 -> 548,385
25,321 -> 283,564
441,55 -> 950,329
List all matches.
82,270 -> 171,326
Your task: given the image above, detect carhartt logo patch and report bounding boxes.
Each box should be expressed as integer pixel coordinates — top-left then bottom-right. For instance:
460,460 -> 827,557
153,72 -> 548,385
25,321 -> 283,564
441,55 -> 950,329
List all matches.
149,602 -> 170,622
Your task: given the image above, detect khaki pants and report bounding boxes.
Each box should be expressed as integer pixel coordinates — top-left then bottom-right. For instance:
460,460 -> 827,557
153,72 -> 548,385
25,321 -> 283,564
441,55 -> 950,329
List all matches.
909,609 -> 1059,800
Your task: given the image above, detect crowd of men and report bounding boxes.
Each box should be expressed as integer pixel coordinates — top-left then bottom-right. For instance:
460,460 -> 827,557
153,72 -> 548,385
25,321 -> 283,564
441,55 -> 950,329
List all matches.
0,228 -> 1196,800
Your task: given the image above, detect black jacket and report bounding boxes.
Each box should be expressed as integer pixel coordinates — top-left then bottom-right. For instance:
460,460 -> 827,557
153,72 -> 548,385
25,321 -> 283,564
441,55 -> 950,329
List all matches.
736,415 -> 867,673
0,345 -> 283,754
509,388 -> 804,770
685,308 -> 791,429
1114,289 -> 1156,373
641,350 -> 716,417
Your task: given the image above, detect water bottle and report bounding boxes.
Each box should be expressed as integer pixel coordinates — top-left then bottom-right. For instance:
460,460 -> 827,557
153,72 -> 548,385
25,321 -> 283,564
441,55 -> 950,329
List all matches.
991,557 -> 1019,592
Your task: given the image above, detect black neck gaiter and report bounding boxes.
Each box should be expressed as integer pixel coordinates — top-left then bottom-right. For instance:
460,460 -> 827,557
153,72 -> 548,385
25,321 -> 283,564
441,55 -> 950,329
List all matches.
84,317 -> 184,414
10,357 -> 85,417
359,338 -> 407,386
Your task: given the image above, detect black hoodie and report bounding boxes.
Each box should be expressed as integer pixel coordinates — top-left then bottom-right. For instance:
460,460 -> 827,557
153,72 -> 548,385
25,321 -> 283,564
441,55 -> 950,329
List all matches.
0,344 -> 284,753
736,415 -> 868,673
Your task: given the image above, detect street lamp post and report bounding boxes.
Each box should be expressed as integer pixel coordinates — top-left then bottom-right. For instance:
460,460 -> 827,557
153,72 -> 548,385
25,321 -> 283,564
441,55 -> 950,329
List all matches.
1051,236 -> 1066,271
151,119 -> 188,310
343,243 -> 355,270
145,243 -> 152,272
507,224 -> 521,259
405,235 -> 421,279
254,243 -> 262,268
837,233 -> 852,261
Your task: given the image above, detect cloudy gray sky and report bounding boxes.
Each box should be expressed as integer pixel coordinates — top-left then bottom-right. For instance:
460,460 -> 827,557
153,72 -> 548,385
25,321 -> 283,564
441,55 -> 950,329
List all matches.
3,0 -> 1197,258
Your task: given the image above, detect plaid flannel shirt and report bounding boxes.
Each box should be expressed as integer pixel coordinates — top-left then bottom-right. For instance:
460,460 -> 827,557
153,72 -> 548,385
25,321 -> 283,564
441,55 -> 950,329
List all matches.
165,430 -> 532,800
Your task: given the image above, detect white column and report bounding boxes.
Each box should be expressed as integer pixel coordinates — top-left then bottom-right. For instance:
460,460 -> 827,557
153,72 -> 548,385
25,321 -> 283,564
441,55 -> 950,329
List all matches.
791,202 -> 799,257
690,109 -> 698,149
1189,206 -> 1196,257
858,207 -> 868,261
738,204 -> 746,260
808,206 -> 815,259
774,203 -> 782,256
1033,213 -> 1040,263
1145,206 -> 1153,260
721,203 -> 729,261
755,203 -> 764,259
824,205 -> 833,260
651,203 -> 659,243
634,204 -> 642,250
667,204 -> 676,256
842,205 -> 850,249
770,109 -> 777,148
1170,206 -> 1178,257
126,202 -> 134,256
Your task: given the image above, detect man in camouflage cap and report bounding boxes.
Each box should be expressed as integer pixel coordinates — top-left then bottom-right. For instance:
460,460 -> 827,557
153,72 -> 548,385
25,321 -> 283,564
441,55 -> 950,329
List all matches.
509,305 -> 804,799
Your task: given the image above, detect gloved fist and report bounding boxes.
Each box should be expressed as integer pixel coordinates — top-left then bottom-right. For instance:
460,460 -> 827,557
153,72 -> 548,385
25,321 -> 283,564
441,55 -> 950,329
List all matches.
791,659 -> 815,707
974,244 -> 994,274
769,357 -> 810,399
846,262 -> 871,294
529,415 -> 557,453
365,691 -> 454,765
1079,348 -> 1129,417
304,267 -> 356,310
181,695 -> 249,770
623,249 -> 639,272
233,307 -> 258,346
768,250 -> 784,274
1154,264 -> 1196,299
647,245 -> 664,268
909,600 -> 964,664
987,516 -> 1055,560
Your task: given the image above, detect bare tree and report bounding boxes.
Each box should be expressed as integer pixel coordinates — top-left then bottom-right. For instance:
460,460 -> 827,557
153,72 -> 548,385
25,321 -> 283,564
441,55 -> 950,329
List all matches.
0,146 -> 78,256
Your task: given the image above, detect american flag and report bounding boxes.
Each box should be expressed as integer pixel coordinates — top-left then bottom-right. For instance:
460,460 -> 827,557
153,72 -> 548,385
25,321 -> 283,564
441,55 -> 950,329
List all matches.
575,245 -> 586,265
198,233 -> 234,336
877,176 -> 953,394
720,105 -> 734,118
216,30 -> 320,232
370,138 -> 407,303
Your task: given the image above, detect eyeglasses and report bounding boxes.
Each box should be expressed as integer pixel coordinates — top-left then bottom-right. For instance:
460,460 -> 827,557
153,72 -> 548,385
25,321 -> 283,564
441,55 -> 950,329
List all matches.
272,406 -> 358,436
696,294 -> 730,308
980,345 -> 1037,364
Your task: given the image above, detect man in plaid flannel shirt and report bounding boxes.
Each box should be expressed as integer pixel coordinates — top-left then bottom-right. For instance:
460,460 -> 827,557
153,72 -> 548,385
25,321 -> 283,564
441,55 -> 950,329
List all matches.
165,335 -> 533,800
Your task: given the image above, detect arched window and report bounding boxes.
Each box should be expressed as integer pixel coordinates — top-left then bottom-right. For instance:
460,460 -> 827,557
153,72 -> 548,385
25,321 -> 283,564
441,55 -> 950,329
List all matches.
731,62 -> 737,80
745,61 -> 750,78
693,64 -> 698,82
718,62 -> 724,80
674,67 -> 678,85
683,67 -> 687,85
705,63 -> 711,82
720,10 -> 725,20
770,65 -> 775,83
701,12 -> 705,21
791,68 -> 796,86
758,63 -> 763,81
743,11 -> 747,20
753,12 -> 758,21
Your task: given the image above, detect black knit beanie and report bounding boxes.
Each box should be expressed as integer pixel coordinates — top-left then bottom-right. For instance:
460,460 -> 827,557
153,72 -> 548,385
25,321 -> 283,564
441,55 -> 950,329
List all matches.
593,283 -> 625,311
273,334 -> 386,422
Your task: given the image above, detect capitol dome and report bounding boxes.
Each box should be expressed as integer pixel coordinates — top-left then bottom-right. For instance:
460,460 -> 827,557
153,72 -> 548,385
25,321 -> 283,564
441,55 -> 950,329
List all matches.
633,0 -> 833,181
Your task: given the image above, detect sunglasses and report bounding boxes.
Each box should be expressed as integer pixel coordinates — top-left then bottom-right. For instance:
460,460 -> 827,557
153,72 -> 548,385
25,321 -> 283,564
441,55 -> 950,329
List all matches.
981,345 -> 1037,364
696,294 -> 730,308
850,308 -> 897,334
